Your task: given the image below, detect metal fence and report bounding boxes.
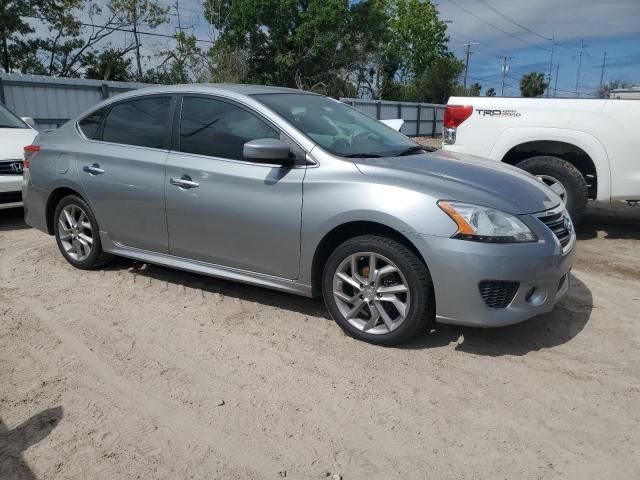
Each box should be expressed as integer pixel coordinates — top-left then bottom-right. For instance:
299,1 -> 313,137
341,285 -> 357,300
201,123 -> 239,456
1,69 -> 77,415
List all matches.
340,98 -> 445,137
0,73 -> 150,130
0,74 -> 445,136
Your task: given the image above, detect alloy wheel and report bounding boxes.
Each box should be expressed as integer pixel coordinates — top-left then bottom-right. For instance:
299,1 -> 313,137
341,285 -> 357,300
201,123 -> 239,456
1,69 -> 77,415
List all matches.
332,252 -> 411,335
58,204 -> 94,261
537,174 -> 568,203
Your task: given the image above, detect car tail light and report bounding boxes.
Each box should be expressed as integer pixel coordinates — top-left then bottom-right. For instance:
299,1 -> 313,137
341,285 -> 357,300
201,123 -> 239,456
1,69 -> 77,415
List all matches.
23,145 -> 40,168
443,105 -> 473,128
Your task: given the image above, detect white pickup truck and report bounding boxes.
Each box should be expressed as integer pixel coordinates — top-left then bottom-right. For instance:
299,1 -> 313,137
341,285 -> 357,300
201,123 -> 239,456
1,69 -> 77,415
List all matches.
441,97 -> 640,221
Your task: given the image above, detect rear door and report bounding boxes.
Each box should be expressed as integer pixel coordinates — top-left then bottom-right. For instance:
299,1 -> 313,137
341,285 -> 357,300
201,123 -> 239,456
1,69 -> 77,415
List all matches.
77,95 -> 174,253
164,95 -> 305,279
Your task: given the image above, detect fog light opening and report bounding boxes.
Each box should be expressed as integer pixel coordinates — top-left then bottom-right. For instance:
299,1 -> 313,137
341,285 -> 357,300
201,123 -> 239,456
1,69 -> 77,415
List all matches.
525,286 -> 546,306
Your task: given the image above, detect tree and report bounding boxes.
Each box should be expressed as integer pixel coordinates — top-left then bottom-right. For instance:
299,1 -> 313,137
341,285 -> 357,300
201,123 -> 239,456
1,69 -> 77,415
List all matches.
520,72 -> 548,97
597,80 -> 632,98
469,82 -> 481,96
400,54 -> 464,103
486,87 -> 496,97
0,0 -> 36,72
109,0 -> 169,78
82,48 -> 134,81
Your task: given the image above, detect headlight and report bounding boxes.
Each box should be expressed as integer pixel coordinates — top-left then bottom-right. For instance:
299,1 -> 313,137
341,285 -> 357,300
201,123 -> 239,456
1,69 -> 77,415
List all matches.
438,201 -> 537,243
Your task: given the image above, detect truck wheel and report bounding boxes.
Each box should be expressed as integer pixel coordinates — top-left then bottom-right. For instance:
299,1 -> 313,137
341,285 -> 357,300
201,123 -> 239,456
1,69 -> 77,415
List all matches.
516,156 -> 588,223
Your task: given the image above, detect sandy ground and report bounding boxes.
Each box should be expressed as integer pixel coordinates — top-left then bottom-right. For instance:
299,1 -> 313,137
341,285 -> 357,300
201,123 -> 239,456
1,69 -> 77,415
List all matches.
1,203 -> 639,480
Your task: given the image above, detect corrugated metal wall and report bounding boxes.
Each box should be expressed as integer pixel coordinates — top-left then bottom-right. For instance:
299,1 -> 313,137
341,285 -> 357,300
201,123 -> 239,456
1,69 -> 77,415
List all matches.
0,74 -> 445,137
0,73 -> 151,130
340,98 -> 445,137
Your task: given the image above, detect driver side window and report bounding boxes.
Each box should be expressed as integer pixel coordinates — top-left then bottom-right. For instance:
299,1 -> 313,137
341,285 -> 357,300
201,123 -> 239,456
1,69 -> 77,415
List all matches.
179,96 -> 280,160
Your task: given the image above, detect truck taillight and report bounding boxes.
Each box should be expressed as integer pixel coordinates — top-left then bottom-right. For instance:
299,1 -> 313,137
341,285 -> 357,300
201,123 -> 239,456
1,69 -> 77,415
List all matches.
443,105 -> 473,145
444,105 -> 473,128
23,145 -> 40,168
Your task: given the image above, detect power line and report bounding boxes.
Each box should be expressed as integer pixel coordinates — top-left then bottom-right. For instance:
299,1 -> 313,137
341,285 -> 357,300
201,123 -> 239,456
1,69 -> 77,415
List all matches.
25,15 -> 215,44
444,0 -> 550,52
472,0 -> 550,42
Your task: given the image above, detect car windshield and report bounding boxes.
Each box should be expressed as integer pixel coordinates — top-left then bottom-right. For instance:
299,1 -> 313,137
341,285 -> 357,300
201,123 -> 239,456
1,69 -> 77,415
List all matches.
0,103 -> 29,129
254,93 -> 419,158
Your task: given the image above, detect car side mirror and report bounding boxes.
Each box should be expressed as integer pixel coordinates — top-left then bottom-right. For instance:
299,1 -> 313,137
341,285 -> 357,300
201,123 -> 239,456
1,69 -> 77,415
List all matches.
243,138 -> 294,166
21,117 -> 37,129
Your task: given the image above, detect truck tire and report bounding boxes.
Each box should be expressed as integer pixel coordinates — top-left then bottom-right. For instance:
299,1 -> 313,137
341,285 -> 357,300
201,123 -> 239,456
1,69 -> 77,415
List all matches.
516,156 -> 588,223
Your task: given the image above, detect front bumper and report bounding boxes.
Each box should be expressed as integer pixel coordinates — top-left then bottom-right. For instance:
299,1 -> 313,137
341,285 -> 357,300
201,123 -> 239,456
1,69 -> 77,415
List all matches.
0,175 -> 23,209
407,216 -> 576,327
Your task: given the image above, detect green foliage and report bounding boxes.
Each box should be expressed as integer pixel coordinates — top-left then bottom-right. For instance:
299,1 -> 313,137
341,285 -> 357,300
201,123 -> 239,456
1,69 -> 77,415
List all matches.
0,0 -> 37,72
203,0 -> 458,100
520,72 -> 549,97
2,0 -> 463,101
486,87 -> 496,97
82,48 -> 134,81
468,82 -> 481,96
108,0 -> 169,77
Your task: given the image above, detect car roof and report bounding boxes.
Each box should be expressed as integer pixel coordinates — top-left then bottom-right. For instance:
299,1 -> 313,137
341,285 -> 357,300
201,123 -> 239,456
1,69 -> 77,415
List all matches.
109,83 -> 314,100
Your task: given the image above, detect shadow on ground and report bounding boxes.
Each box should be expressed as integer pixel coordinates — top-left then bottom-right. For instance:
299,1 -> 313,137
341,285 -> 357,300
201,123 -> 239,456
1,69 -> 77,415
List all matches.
0,407 -> 63,480
0,207 -> 29,232
110,254 -> 592,357
577,202 -> 640,240
107,257 -> 332,321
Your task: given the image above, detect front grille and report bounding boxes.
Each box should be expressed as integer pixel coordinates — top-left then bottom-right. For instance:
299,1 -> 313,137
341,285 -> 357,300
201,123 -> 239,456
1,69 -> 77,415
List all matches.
0,160 -> 24,175
0,191 -> 22,204
537,209 -> 573,250
479,280 -> 519,309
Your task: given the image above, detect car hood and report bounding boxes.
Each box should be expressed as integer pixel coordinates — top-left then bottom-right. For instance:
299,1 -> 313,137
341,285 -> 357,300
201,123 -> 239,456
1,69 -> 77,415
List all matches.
353,149 -> 561,215
0,128 -> 38,161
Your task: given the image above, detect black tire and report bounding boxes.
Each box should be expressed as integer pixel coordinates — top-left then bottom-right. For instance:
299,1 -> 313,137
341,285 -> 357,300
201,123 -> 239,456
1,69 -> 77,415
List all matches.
322,235 -> 435,346
53,194 -> 112,269
516,155 -> 588,223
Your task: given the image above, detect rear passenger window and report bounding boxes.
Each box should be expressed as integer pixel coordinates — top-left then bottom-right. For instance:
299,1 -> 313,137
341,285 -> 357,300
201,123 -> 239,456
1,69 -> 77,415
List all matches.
78,106 -> 108,139
180,96 -> 279,160
102,96 -> 171,148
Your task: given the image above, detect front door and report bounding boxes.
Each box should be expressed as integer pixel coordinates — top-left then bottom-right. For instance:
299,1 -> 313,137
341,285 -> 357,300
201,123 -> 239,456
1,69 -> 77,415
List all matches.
77,95 -> 173,253
164,95 -> 305,279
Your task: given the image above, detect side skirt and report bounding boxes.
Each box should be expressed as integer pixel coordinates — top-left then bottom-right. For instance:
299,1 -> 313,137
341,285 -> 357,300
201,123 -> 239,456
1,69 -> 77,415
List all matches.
100,232 -> 314,297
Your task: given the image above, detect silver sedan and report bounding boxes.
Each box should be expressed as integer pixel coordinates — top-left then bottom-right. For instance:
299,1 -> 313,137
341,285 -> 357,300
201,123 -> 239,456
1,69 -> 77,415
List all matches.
22,85 -> 575,345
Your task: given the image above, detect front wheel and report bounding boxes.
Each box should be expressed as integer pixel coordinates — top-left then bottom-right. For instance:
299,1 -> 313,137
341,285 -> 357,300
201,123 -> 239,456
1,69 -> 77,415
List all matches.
516,155 -> 588,223
322,235 -> 435,346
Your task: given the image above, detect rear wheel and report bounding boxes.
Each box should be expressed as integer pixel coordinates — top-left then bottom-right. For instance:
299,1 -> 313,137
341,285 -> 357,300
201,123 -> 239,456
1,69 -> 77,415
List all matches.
516,155 -> 588,223
322,235 -> 435,346
53,195 -> 112,269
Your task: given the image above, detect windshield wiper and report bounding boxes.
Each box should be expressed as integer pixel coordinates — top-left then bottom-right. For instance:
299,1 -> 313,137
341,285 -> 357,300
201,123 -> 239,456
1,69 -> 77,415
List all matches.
0,124 -> 22,128
396,145 -> 429,156
344,153 -> 383,158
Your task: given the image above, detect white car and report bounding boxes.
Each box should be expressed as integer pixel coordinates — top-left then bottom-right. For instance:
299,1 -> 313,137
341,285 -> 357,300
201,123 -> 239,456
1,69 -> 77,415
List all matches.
0,103 -> 38,209
442,97 -> 640,222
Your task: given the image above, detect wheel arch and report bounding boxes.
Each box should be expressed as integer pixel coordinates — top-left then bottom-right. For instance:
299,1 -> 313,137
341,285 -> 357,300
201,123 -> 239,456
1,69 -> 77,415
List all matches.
309,221 -> 426,296
489,127 -> 611,202
45,187 -> 84,234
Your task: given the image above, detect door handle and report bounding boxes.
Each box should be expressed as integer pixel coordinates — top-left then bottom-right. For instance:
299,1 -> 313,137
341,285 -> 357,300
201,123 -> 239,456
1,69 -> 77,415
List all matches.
170,176 -> 199,189
83,164 -> 105,175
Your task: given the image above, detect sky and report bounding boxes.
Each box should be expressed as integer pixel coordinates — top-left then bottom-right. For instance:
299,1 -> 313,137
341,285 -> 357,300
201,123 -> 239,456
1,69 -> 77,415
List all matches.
438,0 -> 640,97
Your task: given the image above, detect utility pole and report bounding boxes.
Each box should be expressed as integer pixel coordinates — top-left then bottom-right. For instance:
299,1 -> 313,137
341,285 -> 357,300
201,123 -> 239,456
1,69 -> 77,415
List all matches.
554,63 -> 559,97
499,56 -> 513,96
460,42 -> 478,93
599,50 -> 607,87
575,39 -> 584,98
546,34 -> 555,97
